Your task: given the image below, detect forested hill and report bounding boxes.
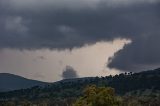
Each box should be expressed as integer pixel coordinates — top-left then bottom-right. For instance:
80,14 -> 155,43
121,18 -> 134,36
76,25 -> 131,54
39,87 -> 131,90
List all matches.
0,68 -> 160,100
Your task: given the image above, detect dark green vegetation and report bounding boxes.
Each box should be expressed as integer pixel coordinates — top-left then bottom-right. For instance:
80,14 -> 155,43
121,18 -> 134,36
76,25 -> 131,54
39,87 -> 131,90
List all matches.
74,85 -> 160,106
0,68 -> 160,106
73,85 -> 121,106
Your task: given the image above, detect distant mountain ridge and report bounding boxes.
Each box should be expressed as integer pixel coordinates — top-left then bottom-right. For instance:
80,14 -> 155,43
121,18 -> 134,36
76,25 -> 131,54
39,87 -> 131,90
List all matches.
0,73 -> 48,92
0,68 -> 160,100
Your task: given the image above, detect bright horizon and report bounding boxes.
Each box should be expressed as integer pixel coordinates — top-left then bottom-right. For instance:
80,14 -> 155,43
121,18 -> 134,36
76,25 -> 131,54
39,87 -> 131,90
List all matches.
0,39 -> 129,82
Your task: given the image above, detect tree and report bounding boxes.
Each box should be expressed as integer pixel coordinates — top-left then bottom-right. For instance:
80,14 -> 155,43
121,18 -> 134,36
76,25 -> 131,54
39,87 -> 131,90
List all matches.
73,85 -> 121,106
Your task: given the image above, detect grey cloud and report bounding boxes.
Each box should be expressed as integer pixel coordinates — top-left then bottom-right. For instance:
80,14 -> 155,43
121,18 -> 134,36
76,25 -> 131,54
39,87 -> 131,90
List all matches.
0,0 -> 160,71
1,0 -> 159,11
0,1 -> 159,49
108,32 -> 160,72
61,66 -> 78,79
5,16 -> 29,34
37,56 -> 46,60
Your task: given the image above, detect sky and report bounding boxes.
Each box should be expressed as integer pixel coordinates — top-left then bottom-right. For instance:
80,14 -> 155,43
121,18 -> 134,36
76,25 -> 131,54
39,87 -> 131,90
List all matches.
0,0 -> 160,82
0,39 -> 128,82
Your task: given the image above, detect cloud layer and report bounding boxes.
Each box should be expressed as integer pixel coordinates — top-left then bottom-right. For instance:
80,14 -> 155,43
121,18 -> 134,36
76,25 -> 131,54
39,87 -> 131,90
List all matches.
0,0 -> 160,71
61,66 -> 78,79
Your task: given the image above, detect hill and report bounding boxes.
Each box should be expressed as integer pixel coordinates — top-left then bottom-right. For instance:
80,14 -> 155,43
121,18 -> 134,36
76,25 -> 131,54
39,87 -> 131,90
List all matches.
0,73 -> 48,92
0,68 -> 160,105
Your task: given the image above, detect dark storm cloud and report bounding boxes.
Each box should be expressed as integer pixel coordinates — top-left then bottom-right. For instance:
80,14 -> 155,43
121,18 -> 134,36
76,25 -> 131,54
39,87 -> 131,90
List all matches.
0,0 -> 160,71
0,0 -> 159,49
61,66 -> 78,79
108,32 -> 160,72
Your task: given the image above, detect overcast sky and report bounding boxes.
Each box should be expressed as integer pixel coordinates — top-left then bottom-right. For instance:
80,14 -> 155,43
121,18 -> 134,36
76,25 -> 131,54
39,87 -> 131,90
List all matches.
0,0 -> 160,82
